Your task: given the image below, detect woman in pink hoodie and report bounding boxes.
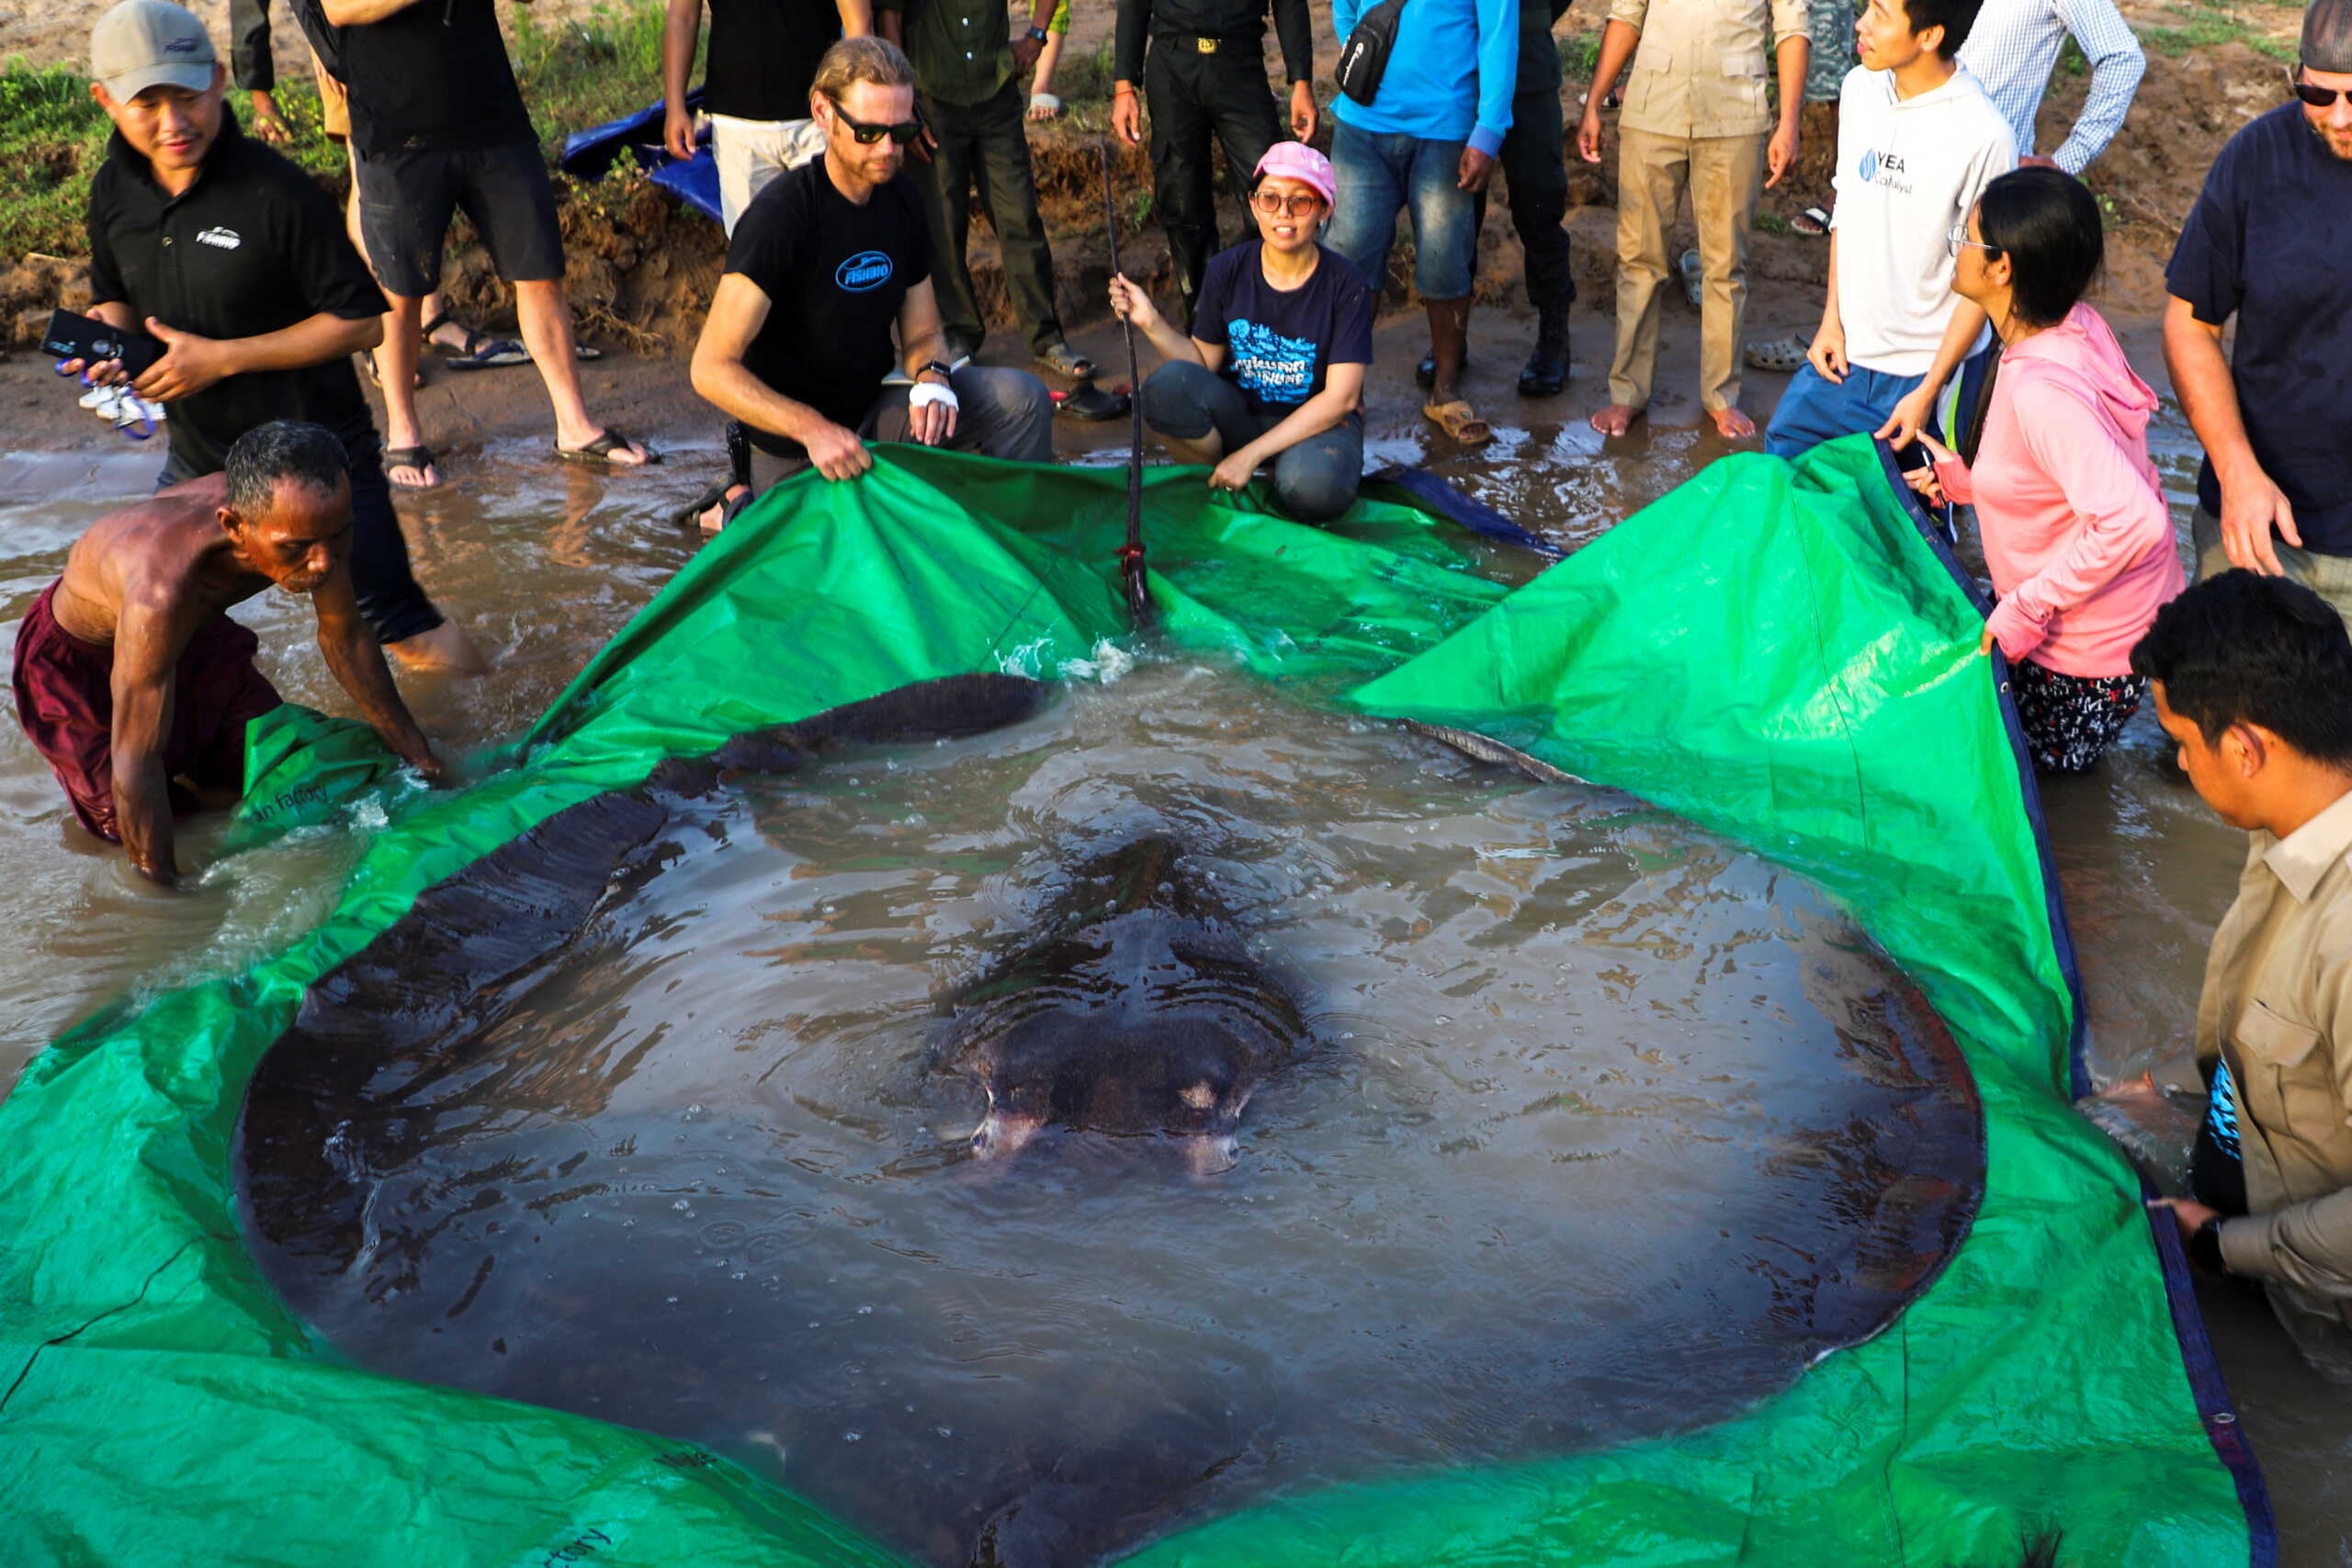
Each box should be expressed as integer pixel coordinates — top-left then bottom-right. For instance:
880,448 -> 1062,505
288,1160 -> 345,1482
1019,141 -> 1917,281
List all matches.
1910,167 -> 2187,773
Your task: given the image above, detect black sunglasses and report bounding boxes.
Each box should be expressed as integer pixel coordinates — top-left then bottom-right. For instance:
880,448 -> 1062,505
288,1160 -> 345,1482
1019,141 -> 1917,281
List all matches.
829,100 -> 924,144
2290,67 -> 2351,108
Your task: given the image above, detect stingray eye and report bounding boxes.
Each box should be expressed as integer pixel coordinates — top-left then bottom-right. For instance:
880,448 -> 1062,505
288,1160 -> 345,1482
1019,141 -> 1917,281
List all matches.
1179,1081 -> 1218,1112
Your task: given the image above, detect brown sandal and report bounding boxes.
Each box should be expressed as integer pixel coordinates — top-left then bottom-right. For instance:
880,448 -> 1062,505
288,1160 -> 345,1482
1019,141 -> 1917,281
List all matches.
1423,399 -> 1493,446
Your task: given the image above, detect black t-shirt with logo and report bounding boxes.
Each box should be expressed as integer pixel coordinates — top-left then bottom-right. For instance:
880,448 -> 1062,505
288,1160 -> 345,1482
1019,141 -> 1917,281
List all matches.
85,116 -> 390,474
1192,242 -> 1375,422
336,0 -> 535,154
725,158 -> 932,457
705,0 -> 842,121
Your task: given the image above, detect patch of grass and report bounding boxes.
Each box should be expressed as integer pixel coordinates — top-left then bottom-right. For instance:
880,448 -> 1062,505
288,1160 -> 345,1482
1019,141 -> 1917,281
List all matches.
1047,38 -> 1119,105
2143,3 -> 2295,58
0,1 -> 684,260
1752,209 -> 1792,234
511,0 -> 683,144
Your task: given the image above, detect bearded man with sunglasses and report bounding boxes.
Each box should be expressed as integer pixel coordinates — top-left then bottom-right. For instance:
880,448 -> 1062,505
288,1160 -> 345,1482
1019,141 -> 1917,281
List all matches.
2164,0 -> 2352,633
689,37 -> 1053,513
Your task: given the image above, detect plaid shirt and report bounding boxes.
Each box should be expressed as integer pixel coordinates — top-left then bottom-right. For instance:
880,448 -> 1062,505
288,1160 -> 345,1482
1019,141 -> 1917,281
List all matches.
1956,0 -> 2144,174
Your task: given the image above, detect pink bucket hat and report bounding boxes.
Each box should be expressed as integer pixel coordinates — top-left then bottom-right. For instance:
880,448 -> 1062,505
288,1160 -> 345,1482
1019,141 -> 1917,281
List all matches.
1252,141 -> 1336,209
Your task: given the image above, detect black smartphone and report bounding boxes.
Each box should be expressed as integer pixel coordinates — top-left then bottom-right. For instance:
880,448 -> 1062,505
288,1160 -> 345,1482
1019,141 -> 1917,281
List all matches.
41,309 -> 165,380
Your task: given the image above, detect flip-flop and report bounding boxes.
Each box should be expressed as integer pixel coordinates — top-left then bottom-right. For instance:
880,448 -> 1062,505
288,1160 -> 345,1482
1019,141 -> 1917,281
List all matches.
1423,399 -> 1492,446
424,311 -> 529,369
523,340 -> 605,364
1792,206 -> 1831,236
383,445 -> 440,490
552,428 -> 656,468
1744,336 -> 1807,373
672,478 -> 752,534
1035,343 -> 1099,382
1679,249 -> 1704,308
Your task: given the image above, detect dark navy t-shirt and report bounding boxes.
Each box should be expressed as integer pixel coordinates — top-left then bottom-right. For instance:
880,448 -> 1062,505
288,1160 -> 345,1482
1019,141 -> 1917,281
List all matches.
727,159 -> 932,458
1193,242 -> 1375,422
2166,104 -> 2352,554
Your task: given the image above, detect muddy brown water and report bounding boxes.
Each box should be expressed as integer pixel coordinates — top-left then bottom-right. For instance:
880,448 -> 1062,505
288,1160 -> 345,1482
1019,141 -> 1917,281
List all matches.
0,401 -> 2343,1564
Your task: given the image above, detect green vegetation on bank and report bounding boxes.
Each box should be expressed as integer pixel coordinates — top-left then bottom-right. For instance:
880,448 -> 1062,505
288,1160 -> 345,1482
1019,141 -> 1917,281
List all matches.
0,0 -> 697,260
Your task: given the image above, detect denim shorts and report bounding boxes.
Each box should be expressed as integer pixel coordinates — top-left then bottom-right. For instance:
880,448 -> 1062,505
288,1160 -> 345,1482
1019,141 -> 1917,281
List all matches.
1323,121 -> 1478,300
355,137 -> 566,299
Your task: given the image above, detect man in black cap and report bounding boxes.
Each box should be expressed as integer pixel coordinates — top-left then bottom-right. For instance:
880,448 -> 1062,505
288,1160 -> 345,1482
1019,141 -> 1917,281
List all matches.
74,0 -> 479,672
1109,0 -> 1317,333
2165,0 -> 2352,631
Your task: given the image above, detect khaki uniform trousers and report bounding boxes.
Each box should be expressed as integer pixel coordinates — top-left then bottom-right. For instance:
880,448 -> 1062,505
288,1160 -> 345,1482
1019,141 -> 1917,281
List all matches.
1607,126 -> 1769,414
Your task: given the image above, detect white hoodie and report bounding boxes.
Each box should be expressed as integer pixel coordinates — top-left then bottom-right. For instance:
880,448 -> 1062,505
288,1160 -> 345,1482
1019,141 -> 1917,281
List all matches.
1830,62 -> 2017,378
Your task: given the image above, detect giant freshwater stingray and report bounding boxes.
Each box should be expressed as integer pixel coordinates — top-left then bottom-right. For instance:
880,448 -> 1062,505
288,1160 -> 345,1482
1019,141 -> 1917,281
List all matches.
237,672 -> 1985,1568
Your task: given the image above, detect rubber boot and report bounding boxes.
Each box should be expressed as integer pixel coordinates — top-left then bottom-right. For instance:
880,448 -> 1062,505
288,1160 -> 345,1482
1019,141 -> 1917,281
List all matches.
1517,304 -> 1571,397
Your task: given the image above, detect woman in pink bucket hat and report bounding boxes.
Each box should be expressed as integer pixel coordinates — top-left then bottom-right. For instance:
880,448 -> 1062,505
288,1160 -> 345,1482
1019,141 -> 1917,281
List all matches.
1106,141 -> 1375,524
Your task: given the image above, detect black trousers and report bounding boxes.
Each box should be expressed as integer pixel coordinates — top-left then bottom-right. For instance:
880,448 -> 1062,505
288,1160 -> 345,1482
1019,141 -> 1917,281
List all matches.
1481,26 -> 1576,312
1143,39 -> 1283,328
910,80 -> 1066,355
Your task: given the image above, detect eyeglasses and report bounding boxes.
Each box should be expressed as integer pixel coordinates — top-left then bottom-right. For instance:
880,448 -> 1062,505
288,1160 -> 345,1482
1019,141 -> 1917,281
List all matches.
828,101 -> 924,144
1250,189 -> 1325,218
1948,220 -> 2003,258
2289,68 -> 2352,108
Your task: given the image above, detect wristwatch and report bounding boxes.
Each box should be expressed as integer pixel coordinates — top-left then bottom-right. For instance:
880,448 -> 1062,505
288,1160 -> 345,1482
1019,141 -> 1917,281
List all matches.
917,359 -> 955,383
2189,1214 -> 2226,1274
1024,25 -> 1049,44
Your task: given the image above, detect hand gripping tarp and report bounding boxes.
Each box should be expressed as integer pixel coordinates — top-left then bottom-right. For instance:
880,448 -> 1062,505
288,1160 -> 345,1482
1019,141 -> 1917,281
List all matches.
0,437 -> 2267,1566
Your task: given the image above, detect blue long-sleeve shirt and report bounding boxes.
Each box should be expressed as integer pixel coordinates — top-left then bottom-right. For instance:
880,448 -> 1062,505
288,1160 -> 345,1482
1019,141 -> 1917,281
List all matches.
1330,0 -> 1516,155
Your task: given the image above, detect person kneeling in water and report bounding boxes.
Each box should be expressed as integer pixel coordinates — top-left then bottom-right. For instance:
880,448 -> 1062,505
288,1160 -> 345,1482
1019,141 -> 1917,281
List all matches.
1107,141 -> 1373,524
10,420 -> 445,886
2136,572 -> 2352,1381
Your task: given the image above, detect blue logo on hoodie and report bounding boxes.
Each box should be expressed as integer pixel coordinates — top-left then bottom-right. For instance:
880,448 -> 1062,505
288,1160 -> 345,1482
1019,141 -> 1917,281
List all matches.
1859,149 -> 1879,184
836,251 -> 894,292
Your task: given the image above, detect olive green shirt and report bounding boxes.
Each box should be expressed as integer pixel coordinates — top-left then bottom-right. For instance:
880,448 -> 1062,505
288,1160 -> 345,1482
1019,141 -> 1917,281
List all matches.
876,0 -> 1012,107
2197,787 -> 2352,1373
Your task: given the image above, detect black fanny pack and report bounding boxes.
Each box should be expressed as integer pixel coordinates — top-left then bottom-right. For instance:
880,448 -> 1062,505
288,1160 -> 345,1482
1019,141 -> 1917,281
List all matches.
1334,0 -> 1409,107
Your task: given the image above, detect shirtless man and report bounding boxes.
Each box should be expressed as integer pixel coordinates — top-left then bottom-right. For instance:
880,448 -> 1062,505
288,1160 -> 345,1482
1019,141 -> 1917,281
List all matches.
11,420 -> 443,886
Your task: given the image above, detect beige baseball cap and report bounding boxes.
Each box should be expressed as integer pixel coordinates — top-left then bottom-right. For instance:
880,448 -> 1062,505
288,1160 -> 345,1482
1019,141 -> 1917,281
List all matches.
91,0 -> 218,102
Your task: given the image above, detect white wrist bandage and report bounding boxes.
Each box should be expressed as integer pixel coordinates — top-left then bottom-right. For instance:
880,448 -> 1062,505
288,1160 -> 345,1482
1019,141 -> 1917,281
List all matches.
910,380 -> 959,412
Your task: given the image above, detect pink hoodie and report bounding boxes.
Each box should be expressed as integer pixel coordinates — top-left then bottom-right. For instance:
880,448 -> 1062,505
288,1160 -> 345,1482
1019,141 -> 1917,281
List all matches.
1932,304 -> 2185,678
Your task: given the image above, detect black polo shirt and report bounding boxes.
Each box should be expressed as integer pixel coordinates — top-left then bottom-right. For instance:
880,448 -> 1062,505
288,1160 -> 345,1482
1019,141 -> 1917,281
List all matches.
86,114 -> 388,475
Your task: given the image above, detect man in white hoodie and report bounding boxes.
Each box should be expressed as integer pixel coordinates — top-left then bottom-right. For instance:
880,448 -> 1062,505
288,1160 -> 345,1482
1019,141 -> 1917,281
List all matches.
1764,0 -> 2015,459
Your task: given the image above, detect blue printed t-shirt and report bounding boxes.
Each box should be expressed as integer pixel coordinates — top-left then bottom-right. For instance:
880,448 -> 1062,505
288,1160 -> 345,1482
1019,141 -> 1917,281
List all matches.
1193,242 -> 1375,423
728,158 -> 931,458
2166,104 -> 2352,555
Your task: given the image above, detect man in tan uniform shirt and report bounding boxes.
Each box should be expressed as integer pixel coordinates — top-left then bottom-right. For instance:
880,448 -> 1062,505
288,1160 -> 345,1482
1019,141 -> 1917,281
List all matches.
1577,0 -> 1809,438
2134,571 -> 2352,1381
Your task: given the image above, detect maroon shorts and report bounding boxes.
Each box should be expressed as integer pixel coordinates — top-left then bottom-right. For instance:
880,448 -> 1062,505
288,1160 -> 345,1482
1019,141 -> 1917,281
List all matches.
10,581 -> 283,842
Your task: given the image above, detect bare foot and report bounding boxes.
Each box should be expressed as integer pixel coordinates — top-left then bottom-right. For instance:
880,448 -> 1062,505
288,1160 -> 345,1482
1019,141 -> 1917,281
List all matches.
385,618 -> 489,676
1589,403 -> 1638,437
1709,405 -> 1758,439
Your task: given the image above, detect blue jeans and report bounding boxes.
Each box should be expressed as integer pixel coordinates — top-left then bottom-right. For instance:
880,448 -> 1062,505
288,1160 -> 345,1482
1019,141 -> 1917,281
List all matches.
1763,349 -> 1993,461
1140,361 -> 1363,523
1324,121 -> 1477,299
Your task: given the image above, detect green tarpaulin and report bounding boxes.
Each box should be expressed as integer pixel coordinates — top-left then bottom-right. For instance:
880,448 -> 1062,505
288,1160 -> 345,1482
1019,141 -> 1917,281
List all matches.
0,438 -> 2259,1566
